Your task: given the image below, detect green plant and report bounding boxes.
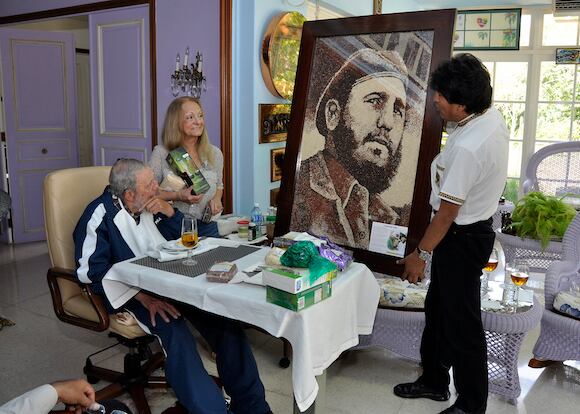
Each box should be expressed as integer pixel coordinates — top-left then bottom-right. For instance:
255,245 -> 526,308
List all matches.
507,191 -> 577,249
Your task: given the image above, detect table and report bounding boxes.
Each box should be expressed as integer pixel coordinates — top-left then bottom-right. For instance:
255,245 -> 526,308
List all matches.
356,280 -> 542,401
102,239 -> 380,412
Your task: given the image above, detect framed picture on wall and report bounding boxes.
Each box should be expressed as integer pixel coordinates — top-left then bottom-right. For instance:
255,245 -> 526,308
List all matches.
275,9 -> 456,275
556,48 -> 580,64
270,147 -> 285,182
259,104 -> 291,143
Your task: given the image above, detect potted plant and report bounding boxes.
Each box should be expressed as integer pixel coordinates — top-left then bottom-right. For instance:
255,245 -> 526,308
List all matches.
502,191 -> 577,249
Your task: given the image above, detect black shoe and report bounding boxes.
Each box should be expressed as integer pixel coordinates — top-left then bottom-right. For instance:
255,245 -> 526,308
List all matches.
439,404 -> 485,414
393,381 -> 450,401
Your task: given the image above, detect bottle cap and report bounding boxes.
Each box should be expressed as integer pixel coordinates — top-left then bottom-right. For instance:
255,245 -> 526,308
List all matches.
254,202 -> 260,207
237,220 -> 249,225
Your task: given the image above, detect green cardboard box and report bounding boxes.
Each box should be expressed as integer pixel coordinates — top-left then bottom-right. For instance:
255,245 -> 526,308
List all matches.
166,147 -> 210,195
266,281 -> 332,312
263,266 -> 336,294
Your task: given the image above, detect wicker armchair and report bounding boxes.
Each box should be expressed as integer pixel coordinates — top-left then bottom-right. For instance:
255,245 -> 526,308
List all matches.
497,142 -> 580,272
522,141 -> 580,197
529,213 -> 580,367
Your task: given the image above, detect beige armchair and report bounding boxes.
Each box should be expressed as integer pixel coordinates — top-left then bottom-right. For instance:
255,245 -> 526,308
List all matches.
43,166 -> 167,414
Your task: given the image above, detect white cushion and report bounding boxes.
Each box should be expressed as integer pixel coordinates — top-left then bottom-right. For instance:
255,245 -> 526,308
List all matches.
377,278 -> 427,309
553,290 -> 580,320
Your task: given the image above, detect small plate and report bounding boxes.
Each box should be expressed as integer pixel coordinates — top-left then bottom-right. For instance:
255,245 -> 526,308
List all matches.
160,239 -> 199,252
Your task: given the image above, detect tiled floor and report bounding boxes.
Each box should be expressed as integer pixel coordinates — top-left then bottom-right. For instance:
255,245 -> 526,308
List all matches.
1,241 -> 579,413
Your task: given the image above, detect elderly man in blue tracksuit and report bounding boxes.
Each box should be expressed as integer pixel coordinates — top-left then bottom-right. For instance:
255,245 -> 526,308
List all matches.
73,158 -> 271,414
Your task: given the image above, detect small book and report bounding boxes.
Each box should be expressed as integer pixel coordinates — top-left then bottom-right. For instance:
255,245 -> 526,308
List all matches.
166,147 -> 210,195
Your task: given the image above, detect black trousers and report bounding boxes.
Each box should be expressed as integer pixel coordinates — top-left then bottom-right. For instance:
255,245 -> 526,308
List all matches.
419,218 -> 494,412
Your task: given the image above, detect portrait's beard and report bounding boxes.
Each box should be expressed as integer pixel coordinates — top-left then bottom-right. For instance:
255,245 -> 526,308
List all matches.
333,122 -> 403,194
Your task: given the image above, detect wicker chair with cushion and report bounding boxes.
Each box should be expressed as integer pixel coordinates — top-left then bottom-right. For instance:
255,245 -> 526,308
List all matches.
497,141 -> 580,272
43,166 -> 168,414
529,213 -> 580,368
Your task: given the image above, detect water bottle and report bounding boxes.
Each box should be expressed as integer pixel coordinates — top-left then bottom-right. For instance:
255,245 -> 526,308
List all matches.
250,203 -> 263,236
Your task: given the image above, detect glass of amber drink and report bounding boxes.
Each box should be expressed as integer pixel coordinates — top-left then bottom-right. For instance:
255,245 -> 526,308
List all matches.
510,259 -> 529,310
181,215 -> 198,266
481,248 -> 498,296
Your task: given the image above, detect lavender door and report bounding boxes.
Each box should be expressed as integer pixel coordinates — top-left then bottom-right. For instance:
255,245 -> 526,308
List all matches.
90,6 -> 151,165
0,29 -> 78,243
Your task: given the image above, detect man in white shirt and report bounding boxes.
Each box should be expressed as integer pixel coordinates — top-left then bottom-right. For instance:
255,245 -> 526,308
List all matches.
394,54 -> 509,414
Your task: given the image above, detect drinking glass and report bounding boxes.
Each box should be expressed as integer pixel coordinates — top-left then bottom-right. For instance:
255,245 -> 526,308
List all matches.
481,248 -> 498,296
181,215 -> 198,266
510,259 -> 530,310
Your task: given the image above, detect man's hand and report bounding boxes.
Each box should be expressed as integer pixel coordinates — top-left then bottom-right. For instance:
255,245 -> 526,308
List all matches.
135,292 -> 181,327
396,250 -> 426,284
142,197 -> 176,218
51,379 -> 96,414
178,187 -> 204,204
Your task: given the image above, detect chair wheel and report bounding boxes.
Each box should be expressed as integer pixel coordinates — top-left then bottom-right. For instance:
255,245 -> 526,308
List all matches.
279,357 -> 290,368
86,375 -> 99,384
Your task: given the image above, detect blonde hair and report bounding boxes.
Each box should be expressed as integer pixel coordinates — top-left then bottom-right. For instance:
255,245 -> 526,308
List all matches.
161,96 -> 215,167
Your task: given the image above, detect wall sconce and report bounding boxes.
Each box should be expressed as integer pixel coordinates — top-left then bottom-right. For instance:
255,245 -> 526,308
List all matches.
171,47 -> 206,98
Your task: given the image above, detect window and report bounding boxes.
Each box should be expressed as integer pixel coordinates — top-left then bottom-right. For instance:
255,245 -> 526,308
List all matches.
469,8 -> 580,203
306,1 -> 349,20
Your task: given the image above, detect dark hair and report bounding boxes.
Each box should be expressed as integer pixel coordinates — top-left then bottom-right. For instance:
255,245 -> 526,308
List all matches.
429,53 -> 492,114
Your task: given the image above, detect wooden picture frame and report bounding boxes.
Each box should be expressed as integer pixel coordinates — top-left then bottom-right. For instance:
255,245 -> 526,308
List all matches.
275,9 -> 456,275
259,104 -> 291,143
270,147 -> 285,182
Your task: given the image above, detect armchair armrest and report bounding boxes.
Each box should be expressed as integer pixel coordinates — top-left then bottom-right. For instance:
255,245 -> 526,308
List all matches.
544,260 -> 580,309
521,177 -> 536,194
46,267 -> 110,332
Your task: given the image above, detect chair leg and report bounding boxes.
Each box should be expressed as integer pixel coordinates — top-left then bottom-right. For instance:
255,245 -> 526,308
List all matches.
127,384 -> 151,414
279,338 -> 292,368
94,382 -> 125,401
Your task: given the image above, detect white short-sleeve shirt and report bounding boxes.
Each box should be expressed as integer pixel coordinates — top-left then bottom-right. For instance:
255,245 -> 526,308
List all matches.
429,106 -> 509,225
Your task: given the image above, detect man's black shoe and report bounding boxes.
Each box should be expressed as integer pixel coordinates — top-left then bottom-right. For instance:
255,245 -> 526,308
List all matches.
393,381 -> 450,401
439,404 -> 485,414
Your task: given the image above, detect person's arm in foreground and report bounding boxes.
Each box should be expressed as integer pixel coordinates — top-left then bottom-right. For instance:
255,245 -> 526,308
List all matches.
397,200 -> 460,283
0,379 -> 97,414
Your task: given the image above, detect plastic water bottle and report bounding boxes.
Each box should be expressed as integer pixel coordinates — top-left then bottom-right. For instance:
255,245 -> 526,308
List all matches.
250,203 -> 263,236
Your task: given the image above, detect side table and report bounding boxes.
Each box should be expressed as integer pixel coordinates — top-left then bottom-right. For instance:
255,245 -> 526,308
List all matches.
356,288 -> 542,401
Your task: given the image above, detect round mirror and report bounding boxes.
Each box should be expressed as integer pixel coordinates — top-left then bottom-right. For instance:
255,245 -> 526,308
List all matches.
261,11 -> 306,100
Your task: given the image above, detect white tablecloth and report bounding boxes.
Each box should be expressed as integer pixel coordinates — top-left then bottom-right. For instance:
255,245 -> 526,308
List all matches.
103,246 -> 380,412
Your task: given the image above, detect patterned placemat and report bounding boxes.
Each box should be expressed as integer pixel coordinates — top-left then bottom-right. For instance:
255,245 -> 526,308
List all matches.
131,245 -> 260,278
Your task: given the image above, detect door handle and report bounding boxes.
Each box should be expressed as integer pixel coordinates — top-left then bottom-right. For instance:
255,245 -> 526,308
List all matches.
41,148 -> 48,154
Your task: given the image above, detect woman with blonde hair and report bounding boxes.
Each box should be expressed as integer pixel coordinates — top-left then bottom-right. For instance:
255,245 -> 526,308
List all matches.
150,96 -> 223,237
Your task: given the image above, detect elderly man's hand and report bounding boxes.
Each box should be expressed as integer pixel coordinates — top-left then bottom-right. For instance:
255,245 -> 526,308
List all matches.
51,379 -> 96,414
142,197 -> 175,217
396,251 -> 426,284
135,292 -> 181,327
